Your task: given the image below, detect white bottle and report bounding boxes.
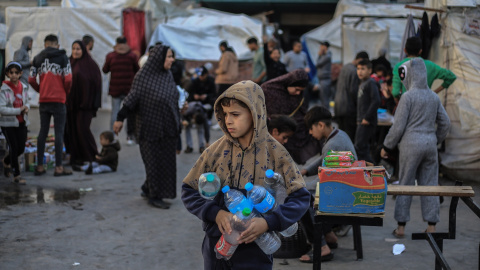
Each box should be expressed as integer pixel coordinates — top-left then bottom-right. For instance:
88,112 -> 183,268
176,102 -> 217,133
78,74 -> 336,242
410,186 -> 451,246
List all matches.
198,172 -> 221,200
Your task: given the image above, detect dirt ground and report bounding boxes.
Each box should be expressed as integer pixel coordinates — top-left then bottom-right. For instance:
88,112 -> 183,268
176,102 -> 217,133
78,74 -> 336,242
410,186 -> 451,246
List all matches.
0,108 -> 479,270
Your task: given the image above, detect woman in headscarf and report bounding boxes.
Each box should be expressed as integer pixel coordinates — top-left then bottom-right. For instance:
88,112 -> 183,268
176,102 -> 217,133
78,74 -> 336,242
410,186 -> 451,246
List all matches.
113,44 -> 179,209
66,40 -> 101,167
261,69 -> 322,165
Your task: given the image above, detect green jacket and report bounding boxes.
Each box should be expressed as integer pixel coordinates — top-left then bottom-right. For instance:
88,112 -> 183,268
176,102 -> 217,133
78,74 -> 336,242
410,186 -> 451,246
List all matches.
392,57 -> 456,98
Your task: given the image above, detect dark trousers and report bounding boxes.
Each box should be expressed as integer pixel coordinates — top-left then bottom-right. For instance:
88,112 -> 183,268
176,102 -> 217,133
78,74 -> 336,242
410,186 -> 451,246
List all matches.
355,124 -> 375,163
335,116 -> 356,142
38,103 -> 66,167
1,123 -> 27,176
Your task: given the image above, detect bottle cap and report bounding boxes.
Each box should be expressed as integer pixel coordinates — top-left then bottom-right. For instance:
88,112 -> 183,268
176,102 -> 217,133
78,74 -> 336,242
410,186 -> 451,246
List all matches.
245,182 -> 253,191
222,186 -> 230,193
206,174 -> 215,182
242,208 -> 252,216
265,169 -> 274,178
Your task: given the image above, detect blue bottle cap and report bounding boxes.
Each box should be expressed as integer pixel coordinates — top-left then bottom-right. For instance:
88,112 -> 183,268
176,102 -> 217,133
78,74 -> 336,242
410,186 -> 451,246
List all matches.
265,169 -> 274,178
206,174 -> 215,182
222,186 -> 230,193
245,182 -> 253,191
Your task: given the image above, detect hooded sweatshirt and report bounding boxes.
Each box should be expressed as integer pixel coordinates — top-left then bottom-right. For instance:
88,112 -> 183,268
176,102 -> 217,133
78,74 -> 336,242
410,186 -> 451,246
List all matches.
384,58 -> 450,152
102,44 -> 139,97
13,36 -> 33,85
29,47 -> 72,104
182,80 -> 310,238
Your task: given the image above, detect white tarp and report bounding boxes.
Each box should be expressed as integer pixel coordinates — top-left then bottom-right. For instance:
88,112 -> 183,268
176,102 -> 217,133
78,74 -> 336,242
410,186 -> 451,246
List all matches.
302,0 -> 423,64
5,7 -> 122,109
342,23 -> 389,65
424,3 -> 480,180
148,8 -> 263,61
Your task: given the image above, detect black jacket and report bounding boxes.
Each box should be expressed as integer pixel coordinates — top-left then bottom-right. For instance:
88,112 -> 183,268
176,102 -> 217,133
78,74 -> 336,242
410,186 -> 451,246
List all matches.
357,78 -> 380,124
96,141 -> 121,171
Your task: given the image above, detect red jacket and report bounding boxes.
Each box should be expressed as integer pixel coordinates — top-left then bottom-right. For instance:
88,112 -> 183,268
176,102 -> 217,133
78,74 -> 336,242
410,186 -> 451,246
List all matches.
102,44 -> 139,97
29,47 -> 72,104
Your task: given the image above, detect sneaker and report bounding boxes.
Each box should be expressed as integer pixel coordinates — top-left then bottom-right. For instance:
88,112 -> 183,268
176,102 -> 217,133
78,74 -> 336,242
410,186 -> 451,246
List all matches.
184,147 -> 193,153
126,139 -> 135,146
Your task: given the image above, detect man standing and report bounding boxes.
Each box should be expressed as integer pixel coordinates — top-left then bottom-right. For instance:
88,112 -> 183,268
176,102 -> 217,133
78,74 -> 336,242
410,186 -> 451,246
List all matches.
13,36 -> 33,86
315,41 -> 332,108
103,36 -> 139,145
283,41 -> 310,73
334,51 -> 369,142
29,34 -> 72,176
246,37 -> 266,84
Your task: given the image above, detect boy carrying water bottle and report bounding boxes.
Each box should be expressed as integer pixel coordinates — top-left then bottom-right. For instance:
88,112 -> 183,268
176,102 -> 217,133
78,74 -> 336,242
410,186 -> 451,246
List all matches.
181,80 -> 310,269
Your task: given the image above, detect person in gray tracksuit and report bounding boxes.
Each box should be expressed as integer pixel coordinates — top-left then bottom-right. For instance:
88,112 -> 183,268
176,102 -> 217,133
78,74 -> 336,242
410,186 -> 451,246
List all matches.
381,58 -> 451,237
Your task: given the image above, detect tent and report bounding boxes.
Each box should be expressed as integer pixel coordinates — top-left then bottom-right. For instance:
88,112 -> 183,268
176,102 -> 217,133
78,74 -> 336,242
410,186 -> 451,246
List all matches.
424,0 -> 480,181
5,7 -> 122,109
148,8 -> 263,61
302,0 -> 423,65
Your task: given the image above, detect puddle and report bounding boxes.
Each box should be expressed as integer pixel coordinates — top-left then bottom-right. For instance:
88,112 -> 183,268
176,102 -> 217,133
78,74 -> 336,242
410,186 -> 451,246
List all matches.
0,185 -> 83,208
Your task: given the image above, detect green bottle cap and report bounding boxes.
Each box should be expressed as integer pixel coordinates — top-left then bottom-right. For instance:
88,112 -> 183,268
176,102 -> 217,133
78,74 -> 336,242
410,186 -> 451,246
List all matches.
242,208 -> 252,216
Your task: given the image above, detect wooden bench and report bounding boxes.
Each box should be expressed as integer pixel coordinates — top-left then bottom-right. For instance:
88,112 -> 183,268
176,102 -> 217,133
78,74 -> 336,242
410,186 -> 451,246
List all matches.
313,182 -> 478,270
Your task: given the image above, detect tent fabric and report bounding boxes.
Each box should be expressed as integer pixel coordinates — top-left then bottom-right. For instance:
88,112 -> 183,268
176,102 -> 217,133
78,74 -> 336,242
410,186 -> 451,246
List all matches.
342,24 -> 389,65
0,23 -> 6,49
148,8 -> 262,61
5,7 -> 122,109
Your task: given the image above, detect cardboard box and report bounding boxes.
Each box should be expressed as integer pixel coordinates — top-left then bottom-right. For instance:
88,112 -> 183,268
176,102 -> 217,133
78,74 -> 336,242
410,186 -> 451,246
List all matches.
318,166 -> 387,214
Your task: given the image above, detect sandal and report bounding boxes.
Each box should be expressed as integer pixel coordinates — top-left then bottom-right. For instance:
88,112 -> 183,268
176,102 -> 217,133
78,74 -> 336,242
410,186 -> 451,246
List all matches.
299,249 -> 334,263
34,166 -> 46,176
54,170 -> 73,177
392,229 -> 405,239
13,176 -> 26,185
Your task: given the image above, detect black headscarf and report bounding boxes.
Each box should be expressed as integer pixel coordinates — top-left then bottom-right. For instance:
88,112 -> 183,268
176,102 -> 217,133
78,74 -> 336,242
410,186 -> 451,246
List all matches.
123,45 -> 180,141
68,40 -> 102,113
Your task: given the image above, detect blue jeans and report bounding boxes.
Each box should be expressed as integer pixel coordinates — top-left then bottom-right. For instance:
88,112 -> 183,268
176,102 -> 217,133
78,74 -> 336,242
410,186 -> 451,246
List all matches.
38,103 -> 66,167
185,122 -> 207,149
111,95 -> 135,138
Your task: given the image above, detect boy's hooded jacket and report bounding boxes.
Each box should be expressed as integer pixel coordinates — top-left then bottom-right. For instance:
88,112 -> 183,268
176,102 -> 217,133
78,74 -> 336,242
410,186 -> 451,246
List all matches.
182,80 -> 310,238
0,82 -> 30,127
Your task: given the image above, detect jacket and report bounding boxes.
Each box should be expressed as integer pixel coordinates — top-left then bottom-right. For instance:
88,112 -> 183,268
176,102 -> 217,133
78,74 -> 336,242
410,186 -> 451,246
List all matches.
96,141 -> 121,171
182,80 -> 310,239
357,78 -> 380,123
215,51 -> 238,84
0,82 -> 30,127
102,44 -> 140,97
334,62 -> 359,117
316,50 -> 332,80
29,47 -> 72,104
13,36 -> 33,85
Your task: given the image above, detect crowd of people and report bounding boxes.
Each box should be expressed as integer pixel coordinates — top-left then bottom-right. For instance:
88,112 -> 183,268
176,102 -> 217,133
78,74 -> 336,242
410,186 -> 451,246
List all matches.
1,32 -> 455,268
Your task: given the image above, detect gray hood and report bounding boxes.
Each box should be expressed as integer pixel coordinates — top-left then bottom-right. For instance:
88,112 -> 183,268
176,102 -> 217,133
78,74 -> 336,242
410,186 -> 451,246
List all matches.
21,36 -> 33,51
398,57 -> 428,91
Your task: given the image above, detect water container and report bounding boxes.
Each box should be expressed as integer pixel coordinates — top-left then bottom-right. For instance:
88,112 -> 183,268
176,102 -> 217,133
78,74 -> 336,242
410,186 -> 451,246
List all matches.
265,169 -> 287,204
245,182 -> 276,214
198,172 -> 221,200
215,208 -> 254,260
278,222 -> 298,237
222,186 -> 252,214
255,231 -> 282,255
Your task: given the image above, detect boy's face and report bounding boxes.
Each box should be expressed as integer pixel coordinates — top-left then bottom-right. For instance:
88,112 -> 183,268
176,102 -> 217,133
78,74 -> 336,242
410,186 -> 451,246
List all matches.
100,136 -> 110,146
309,122 -> 326,140
357,65 -> 372,80
7,68 -> 22,83
271,129 -> 294,145
222,102 -> 254,141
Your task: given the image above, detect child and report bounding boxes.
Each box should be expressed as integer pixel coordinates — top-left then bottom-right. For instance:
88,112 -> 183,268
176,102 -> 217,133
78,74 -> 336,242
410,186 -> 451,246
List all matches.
298,105 -> 357,263
355,59 -> 380,162
381,58 -> 450,237
0,62 -> 29,184
181,80 -> 310,269
267,115 -> 297,145
75,131 -> 120,175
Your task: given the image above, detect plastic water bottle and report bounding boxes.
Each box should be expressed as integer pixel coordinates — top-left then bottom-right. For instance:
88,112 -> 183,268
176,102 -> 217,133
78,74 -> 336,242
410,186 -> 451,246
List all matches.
255,231 -> 282,255
198,172 -> 221,200
215,208 -> 254,260
245,182 -> 276,214
265,169 -> 287,204
222,186 -> 252,214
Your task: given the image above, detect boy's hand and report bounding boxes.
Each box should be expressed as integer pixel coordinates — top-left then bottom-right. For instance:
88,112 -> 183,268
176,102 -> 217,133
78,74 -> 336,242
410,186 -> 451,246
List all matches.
215,210 -> 233,235
361,119 -> 370,125
238,217 -> 269,244
95,155 -> 101,160
300,169 -> 307,176
380,148 -> 388,159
